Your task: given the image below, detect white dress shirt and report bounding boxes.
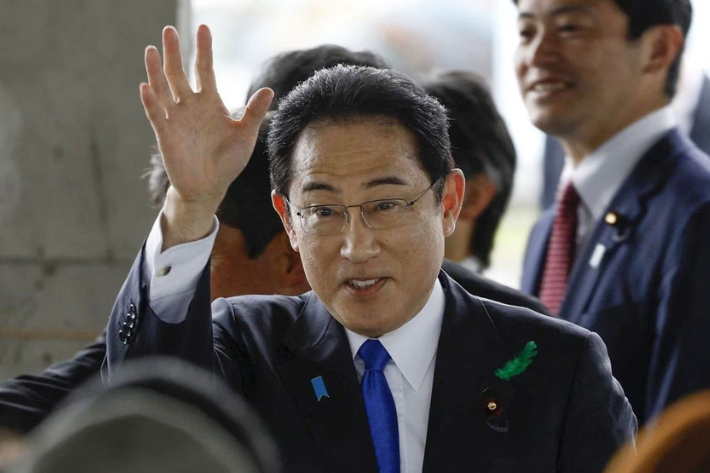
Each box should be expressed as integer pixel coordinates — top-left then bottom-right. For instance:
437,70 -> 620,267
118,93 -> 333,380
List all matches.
141,214 -> 446,473
557,107 -> 677,256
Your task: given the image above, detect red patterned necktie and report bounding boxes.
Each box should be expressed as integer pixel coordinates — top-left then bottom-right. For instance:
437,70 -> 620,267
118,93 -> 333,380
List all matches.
539,182 -> 581,315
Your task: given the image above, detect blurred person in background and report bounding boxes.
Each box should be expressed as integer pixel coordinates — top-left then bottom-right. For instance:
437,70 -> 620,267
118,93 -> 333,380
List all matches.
516,0 -> 710,425
246,45 -> 391,109
604,389 -> 710,473
6,358 -> 278,473
0,44 -> 547,437
423,70 -> 516,274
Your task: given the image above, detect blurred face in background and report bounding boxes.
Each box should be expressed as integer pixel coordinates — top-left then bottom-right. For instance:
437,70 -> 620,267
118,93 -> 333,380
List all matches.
515,0 -> 656,154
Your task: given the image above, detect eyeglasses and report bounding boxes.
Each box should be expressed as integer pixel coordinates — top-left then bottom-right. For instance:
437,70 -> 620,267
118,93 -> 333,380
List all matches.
285,180 -> 440,236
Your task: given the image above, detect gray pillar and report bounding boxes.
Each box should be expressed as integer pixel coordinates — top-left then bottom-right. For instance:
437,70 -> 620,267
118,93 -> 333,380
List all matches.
0,0 -> 189,379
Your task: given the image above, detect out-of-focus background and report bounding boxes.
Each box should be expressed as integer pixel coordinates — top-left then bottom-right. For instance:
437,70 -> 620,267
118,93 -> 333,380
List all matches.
1,0 -> 708,379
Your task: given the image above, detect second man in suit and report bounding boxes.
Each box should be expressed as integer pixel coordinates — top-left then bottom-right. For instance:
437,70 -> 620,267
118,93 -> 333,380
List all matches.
516,0 -> 710,425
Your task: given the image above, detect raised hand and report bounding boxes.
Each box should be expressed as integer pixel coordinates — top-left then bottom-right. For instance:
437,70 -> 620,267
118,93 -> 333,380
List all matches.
139,25 -> 273,248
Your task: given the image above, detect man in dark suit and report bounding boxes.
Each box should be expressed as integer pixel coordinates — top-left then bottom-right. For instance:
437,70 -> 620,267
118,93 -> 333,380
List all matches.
516,0 -> 710,426
105,25 -> 634,473
0,46 -> 548,435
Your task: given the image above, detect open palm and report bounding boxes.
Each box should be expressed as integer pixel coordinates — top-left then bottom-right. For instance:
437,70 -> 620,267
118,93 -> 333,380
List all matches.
140,25 -> 273,207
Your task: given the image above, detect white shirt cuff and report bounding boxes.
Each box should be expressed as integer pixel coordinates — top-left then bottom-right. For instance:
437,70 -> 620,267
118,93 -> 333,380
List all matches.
141,211 -> 218,323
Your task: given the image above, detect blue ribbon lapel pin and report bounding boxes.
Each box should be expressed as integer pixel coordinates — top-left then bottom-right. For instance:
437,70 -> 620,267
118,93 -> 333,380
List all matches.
311,376 -> 329,401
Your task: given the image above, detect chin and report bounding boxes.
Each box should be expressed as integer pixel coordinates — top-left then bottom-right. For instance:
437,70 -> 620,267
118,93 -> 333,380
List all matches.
530,112 -> 572,137
342,312 -> 397,338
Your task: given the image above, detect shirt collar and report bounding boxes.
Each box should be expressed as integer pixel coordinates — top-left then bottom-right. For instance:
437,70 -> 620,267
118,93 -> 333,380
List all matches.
559,106 -> 676,221
344,278 -> 445,392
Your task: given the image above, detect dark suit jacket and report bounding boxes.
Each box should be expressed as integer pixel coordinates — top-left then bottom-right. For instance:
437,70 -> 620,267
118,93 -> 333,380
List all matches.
540,76 -> 710,210
0,261 -> 547,434
522,129 -> 710,426
103,251 -> 635,473
0,335 -> 105,433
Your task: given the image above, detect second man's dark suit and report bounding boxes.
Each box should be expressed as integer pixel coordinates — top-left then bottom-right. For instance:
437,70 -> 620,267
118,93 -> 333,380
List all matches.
0,260 -> 548,433
523,130 -> 710,425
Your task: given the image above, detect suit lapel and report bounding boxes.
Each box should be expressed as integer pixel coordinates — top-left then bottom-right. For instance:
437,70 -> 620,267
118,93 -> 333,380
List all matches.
521,209 -> 555,296
560,131 -> 683,322
422,273 -> 516,473
274,293 -> 378,473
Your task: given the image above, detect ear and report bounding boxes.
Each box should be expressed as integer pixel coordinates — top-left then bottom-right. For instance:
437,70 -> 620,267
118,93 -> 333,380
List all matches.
459,174 -> 497,221
441,169 -> 466,237
272,190 -> 299,252
271,232 -> 308,292
640,24 -> 684,75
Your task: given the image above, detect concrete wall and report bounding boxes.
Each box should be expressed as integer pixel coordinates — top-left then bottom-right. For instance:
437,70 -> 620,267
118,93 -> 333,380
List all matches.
0,0 -> 189,379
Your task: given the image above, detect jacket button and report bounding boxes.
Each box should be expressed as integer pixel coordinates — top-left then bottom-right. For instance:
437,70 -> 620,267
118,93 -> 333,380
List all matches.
119,330 -> 128,344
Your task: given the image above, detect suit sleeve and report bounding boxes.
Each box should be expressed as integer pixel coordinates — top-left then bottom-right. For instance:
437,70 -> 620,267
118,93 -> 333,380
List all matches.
648,203 -> 710,419
105,244 -> 215,381
0,334 -> 105,433
558,332 -> 637,473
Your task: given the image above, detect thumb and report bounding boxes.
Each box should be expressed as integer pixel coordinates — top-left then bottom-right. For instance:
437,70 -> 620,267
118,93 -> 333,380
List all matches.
239,87 -> 274,133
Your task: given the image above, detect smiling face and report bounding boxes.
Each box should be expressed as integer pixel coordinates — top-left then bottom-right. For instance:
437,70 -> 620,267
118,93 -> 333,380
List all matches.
515,0 -> 668,155
272,118 -> 463,338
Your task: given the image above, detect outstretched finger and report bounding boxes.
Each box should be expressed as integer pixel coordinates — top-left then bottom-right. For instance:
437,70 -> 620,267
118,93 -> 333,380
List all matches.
194,25 -> 217,92
162,26 -> 193,101
145,46 -> 173,108
139,83 -> 167,134
239,88 -> 274,134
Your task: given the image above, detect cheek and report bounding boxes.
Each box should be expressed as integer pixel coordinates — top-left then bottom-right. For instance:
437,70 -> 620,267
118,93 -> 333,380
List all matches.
298,238 -> 338,278
514,50 -> 526,83
395,219 -> 444,259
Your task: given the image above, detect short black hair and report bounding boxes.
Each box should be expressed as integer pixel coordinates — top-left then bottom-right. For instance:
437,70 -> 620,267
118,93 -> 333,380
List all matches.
423,71 -> 516,269
268,65 -> 454,202
247,45 -> 390,109
147,113 -> 282,259
513,0 -> 692,97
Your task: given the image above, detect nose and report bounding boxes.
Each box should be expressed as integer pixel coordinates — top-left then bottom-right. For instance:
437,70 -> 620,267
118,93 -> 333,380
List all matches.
519,27 -> 561,70
339,207 -> 380,263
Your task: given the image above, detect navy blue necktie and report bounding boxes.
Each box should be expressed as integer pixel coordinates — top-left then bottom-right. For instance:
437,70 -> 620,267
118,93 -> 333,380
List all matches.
358,339 -> 400,473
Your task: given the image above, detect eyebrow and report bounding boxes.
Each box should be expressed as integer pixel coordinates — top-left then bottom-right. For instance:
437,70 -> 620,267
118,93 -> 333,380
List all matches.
300,175 -> 409,194
518,5 -> 592,20
363,176 -> 408,189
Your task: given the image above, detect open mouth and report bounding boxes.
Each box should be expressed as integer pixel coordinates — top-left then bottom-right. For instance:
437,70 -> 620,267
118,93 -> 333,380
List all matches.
343,278 -> 387,297
528,80 -> 573,100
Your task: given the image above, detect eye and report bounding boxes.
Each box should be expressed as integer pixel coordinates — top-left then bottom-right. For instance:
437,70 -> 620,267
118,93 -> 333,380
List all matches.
312,206 -> 338,218
374,200 -> 403,212
558,23 -> 582,36
519,27 -> 535,40
518,23 -> 536,43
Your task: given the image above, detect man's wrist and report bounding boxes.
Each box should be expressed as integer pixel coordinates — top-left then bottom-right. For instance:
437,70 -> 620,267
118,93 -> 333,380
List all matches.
161,187 -> 222,250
